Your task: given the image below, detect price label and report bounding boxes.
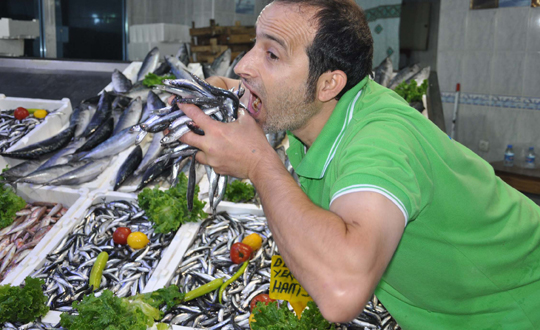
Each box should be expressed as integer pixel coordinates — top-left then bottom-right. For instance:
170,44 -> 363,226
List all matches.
269,255 -> 312,317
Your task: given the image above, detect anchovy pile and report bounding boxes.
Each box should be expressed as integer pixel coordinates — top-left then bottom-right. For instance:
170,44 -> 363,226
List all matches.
0,202 -> 66,281
135,69 -> 244,212
160,213 -> 401,330
30,199 -> 175,311
0,113 -> 44,152
2,321 -> 55,329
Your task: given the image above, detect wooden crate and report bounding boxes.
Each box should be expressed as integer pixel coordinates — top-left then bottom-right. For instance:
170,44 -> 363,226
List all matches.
190,20 -> 254,63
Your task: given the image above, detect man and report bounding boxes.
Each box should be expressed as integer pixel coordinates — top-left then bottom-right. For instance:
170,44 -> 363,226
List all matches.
178,0 -> 540,328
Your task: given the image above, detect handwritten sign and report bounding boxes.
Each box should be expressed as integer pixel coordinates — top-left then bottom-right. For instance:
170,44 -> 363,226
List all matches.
270,255 -> 312,316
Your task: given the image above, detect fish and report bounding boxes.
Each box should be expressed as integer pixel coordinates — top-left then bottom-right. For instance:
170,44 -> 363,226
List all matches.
16,160 -> 90,184
136,46 -> 160,82
75,117 -> 115,153
114,97 -> 143,135
0,125 -> 75,160
30,199 -> 177,312
187,153 -> 197,211
176,43 -> 191,66
153,59 -> 171,76
35,138 -> 87,171
112,95 -> 133,109
373,56 -> 393,87
137,154 -> 173,190
387,64 -> 421,90
224,51 -> 246,79
49,157 -> 112,185
73,107 -> 95,139
112,69 -> 133,93
81,125 -> 142,160
406,66 -> 430,86
165,55 -> 193,81
114,145 -> 143,191
202,63 -> 218,79
211,48 -> 232,77
1,159 -> 45,181
134,131 -> 164,176
81,91 -> 114,137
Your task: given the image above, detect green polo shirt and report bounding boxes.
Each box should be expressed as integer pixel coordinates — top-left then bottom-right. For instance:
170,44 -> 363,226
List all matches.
286,77 -> 540,329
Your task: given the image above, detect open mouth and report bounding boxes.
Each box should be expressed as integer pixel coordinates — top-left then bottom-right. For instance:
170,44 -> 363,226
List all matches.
247,88 -> 262,115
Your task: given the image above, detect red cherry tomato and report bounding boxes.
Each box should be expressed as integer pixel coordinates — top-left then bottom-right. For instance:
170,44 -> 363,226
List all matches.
113,227 -> 131,245
14,107 -> 29,120
230,242 -> 252,264
250,293 -> 275,312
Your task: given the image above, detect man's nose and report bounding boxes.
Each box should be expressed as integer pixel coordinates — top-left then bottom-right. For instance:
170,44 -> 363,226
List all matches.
234,49 -> 256,79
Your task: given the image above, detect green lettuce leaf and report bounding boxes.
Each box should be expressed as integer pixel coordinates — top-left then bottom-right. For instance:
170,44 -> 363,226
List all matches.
138,173 -> 207,234
142,73 -> 176,88
224,180 -> 255,203
251,301 -> 335,330
0,183 -> 27,229
0,277 -> 49,324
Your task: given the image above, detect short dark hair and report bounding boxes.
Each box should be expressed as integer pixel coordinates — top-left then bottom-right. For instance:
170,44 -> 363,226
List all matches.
274,0 -> 373,100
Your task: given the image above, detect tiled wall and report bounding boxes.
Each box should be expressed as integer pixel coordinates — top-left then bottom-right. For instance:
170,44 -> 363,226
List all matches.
437,1 -> 540,163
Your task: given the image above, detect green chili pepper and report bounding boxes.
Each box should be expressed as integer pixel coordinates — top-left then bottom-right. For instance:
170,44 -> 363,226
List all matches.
184,277 -> 224,302
89,252 -> 109,291
219,261 -> 249,304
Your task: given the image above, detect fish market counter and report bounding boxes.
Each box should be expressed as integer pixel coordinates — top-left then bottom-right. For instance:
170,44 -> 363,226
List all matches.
0,57 -> 130,106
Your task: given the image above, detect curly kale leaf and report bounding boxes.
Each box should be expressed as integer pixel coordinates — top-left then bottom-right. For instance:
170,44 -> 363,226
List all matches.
224,180 -> 255,203
0,277 -> 49,324
142,73 -> 176,88
394,79 -> 428,103
0,183 -> 26,229
138,173 -> 206,234
251,301 -> 335,330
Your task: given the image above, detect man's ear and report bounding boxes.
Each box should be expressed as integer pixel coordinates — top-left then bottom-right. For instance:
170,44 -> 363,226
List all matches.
317,70 -> 347,102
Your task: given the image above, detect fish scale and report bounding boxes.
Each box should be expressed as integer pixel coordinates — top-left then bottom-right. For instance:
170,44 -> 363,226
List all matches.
29,199 -> 176,312
161,213 -> 401,329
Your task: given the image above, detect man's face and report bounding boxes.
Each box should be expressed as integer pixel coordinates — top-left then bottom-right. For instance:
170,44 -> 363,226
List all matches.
234,3 -> 320,133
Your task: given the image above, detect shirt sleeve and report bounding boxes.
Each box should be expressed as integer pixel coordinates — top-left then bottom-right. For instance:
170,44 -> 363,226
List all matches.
329,118 -> 433,225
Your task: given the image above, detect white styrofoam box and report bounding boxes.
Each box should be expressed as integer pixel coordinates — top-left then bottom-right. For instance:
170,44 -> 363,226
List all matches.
0,94 -> 73,170
129,23 -> 191,43
0,185 -> 89,285
0,39 -> 24,56
128,42 -> 183,61
0,18 -> 39,39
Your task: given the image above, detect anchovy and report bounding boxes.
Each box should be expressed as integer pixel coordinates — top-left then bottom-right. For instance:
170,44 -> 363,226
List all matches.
112,68 -> 133,93
0,125 -> 75,160
142,91 -> 167,122
137,47 -> 160,82
0,113 -> 45,153
114,145 -> 143,191
75,117 -> 114,153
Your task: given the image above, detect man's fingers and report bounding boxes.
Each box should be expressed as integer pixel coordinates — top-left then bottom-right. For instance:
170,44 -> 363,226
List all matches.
195,150 -> 208,165
167,95 -> 176,106
178,103 -> 213,130
179,131 -> 204,149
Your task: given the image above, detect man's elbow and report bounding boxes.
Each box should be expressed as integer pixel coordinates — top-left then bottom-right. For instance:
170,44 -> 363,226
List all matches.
315,287 -> 371,323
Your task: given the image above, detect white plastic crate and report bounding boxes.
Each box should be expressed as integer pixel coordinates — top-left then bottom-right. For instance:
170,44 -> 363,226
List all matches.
0,18 -> 39,39
129,23 -> 190,43
0,185 -> 89,285
0,94 -> 73,170
0,39 -> 24,56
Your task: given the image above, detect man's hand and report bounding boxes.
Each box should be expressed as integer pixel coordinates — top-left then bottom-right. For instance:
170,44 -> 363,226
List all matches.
177,103 -> 277,179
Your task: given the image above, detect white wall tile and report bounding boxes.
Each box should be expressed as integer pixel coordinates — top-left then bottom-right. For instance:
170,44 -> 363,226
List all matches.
527,8 -> 540,51
454,105 -> 488,153
490,51 -> 525,96
437,51 -> 463,93
482,106 -> 519,163
494,7 -> 528,51
437,7 -> 467,51
442,101 -> 455,136
461,51 -> 492,94
522,51 -> 540,98
465,9 -> 496,51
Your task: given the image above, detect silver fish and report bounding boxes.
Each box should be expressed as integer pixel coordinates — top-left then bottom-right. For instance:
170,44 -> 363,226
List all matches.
49,157 -> 112,185
374,56 -> 393,87
112,69 -> 133,93
136,47 -> 160,82
114,97 -> 143,135
82,125 -> 142,160
211,48 -> 232,77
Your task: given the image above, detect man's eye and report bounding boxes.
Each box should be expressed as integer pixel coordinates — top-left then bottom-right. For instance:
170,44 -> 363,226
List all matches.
267,51 -> 279,61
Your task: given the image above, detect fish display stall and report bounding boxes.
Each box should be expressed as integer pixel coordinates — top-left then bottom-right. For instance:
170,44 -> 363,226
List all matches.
0,45 -> 410,329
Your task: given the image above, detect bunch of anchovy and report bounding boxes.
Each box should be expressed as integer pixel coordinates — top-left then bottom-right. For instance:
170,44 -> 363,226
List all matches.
0,113 -> 44,153
135,69 -> 244,213
30,199 -> 175,312
160,212 -> 401,330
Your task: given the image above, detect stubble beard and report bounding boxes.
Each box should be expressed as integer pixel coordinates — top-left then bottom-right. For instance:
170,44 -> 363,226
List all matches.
262,82 -> 320,134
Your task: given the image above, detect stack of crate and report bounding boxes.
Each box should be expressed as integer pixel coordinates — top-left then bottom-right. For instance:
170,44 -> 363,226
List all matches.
189,20 -> 255,63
